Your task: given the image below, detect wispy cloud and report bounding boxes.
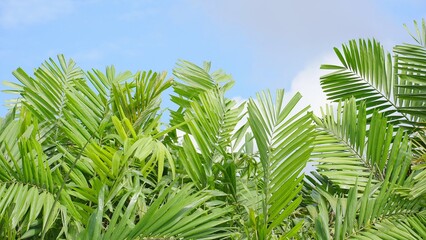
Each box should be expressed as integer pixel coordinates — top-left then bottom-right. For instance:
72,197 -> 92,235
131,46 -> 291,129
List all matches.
0,0 -> 74,28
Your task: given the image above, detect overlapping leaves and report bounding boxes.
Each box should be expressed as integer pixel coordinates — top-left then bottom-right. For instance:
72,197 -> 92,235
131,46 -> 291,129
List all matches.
247,90 -> 315,239
312,178 -> 425,239
394,19 -> 426,123
0,109 -> 79,238
312,98 -> 411,192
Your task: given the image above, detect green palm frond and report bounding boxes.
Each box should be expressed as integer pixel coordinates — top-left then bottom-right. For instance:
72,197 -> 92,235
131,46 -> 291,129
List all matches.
128,184 -> 232,240
0,107 -> 16,132
312,177 -> 425,240
110,70 -> 172,134
0,112 -> 79,238
75,185 -> 142,240
5,55 -> 103,148
320,39 -> 413,127
394,19 -> 426,125
320,40 -> 397,115
170,61 -> 246,203
172,60 -> 233,99
409,130 -> 426,200
405,162 -> 426,200
170,60 -> 234,131
78,184 -> 232,240
59,75 -> 107,143
0,182 -> 60,238
0,109 -> 21,165
62,68 -> 172,146
321,21 -> 426,131
8,55 -> 172,149
311,19 -> 426,240
355,212 -> 426,240
178,89 -> 245,190
86,66 -> 132,97
10,55 -> 84,133
179,134 -> 211,189
404,19 -> 426,47
236,176 -> 263,213
79,115 -> 175,186
184,90 -> 245,157
312,98 -> 411,191
247,89 -> 315,238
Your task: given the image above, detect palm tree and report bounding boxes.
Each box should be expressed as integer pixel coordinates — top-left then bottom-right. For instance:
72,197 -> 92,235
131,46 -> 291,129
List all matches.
304,19 -> 426,239
0,18 -> 425,240
0,55 -> 313,239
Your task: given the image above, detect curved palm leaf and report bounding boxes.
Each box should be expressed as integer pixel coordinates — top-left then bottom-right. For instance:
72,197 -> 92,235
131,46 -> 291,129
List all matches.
110,70 -> 172,134
321,40 -> 396,113
2,56 -> 178,239
0,110 -> 80,238
312,98 -> 411,191
312,177 -> 425,240
405,161 -> 426,200
67,114 -> 176,201
78,184 -> 232,240
178,89 -> 245,189
170,60 -> 248,209
394,19 -> 426,126
320,39 -> 414,128
9,55 -> 85,141
247,89 -> 315,238
128,184 -> 232,239
170,60 -> 234,131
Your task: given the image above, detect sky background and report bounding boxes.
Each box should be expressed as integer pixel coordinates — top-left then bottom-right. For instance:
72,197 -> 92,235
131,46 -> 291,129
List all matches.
0,0 -> 425,117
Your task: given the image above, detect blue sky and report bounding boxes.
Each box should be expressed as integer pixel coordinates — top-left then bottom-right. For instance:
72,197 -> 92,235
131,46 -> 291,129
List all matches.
0,0 -> 425,116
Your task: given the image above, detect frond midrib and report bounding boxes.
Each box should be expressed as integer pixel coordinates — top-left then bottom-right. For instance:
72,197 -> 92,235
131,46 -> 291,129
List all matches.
315,126 -> 382,181
345,209 -> 426,239
343,67 -> 412,126
0,179 -> 58,196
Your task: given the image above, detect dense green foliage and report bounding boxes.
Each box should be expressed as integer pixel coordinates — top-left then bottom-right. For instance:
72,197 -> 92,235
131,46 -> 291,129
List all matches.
0,20 -> 425,239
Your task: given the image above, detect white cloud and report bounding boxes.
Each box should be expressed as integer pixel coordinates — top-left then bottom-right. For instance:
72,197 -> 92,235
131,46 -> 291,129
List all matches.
0,0 -> 74,28
285,54 -> 340,115
229,53 -> 337,131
